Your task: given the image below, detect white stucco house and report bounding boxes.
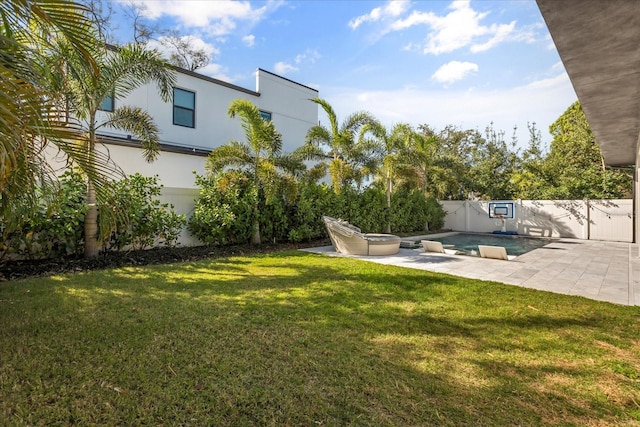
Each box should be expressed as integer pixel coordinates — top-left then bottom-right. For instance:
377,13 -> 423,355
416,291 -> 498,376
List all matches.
57,66 -> 319,245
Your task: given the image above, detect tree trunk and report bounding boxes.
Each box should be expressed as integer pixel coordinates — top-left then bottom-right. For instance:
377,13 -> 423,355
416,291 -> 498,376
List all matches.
385,175 -> 392,234
84,180 -> 100,257
250,218 -> 261,244
84,116 -> 100,257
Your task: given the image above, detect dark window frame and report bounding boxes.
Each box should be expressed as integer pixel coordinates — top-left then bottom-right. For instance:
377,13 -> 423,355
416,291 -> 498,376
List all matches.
173,88 -> 196,128
99,93 -> 114,112
259,110 -> 272,121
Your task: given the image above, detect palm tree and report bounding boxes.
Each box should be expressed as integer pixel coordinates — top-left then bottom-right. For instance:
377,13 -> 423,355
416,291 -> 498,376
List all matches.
400,125 -> 469,200
0,0 -> 101,241
299,98 -> 378,193
362,122 -> 414,233
56,41 -> 176,257
206,99 -> 305,244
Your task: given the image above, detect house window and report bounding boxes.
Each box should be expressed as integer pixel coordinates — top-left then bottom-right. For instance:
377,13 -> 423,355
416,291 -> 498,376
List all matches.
99,94 -> 114,112
173,88 -> 195,128
260,110 -> 272,121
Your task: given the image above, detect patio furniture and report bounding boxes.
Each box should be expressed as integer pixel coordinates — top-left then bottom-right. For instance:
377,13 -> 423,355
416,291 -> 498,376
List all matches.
478,245 -> 509,260
421,240 -> 460,255
322,216 -> 401,256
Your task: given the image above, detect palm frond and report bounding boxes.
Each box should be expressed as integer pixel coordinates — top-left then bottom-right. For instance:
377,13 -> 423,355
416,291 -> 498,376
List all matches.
293,142 -> 327,162
342,111 -> 375,136
304,125 -> 331,147
272,153 -> 306,175
105,43 -> 176,102
310,97 -> 338,137
206,141 -> 253,174
100,106 -> 160,162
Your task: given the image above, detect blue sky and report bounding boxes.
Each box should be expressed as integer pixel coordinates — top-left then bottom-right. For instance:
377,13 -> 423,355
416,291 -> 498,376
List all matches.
111,0 -> 577,149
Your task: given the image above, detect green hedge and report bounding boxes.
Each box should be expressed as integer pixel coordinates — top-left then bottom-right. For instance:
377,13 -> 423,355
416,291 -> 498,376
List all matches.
190,174 -> 446,244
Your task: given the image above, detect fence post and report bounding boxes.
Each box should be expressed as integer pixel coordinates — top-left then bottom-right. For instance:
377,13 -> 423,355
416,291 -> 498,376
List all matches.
586,199 -> 591,240
464,200 -> 469,232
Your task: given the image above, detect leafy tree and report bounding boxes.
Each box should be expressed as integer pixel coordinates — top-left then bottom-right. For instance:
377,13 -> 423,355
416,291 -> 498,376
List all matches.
466,124 -> 519,200
299,97 -> 378,193
511,122 -> 549,199
405,125 -> 474,200
54,41 -> 176,257
363,122 -> 414,232
159,32 -> 211,71
206,99 -> 304,244
79,0 -> 115,43
122,1 -> 162,44
0,0 -> 105,244
541,101 -> 631,199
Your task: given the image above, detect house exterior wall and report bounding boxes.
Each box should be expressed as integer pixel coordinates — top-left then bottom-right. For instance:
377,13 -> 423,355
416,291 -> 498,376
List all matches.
48,66 -> 319,247
95,67 -> 319,189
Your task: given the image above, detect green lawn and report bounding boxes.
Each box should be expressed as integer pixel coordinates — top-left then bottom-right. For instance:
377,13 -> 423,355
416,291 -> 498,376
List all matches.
1,251 -> 639,426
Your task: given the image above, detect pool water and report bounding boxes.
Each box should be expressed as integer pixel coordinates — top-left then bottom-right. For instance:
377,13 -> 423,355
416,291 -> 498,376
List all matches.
426,233 -> 553,257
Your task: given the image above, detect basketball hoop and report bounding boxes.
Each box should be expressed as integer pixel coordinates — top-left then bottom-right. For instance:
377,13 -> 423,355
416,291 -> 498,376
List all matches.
488,202 -> 517,235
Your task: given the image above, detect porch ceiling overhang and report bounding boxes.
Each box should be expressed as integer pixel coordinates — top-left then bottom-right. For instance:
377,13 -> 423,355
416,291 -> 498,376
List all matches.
536,0 -> 640,167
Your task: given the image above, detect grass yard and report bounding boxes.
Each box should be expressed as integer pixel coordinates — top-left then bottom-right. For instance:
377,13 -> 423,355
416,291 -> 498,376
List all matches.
1,250 -> 639,426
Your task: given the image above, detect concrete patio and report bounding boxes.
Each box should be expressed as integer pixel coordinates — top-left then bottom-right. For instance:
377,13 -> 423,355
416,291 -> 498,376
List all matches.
302,238 -> 640,306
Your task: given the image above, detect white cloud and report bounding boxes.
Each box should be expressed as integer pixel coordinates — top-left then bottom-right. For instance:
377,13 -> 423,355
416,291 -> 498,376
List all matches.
295,49 -> 321,64
242,34 -> 255,47
525,72 -> 570,89
122,0 -> 282,34
380,0 -> 518,55
273,49 -> 320,76
149,35 -> 220,57
322,71 -> 577,147
470,21 -> 516,53
198,63 -> 233,82
274,61 -> 298,75
432,61 -> 478,84
422,1 -> 515,54
349,0 -> 410,30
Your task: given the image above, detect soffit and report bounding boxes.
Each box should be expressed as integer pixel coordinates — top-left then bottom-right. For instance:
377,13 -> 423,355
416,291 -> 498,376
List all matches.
537,0 -> 640,167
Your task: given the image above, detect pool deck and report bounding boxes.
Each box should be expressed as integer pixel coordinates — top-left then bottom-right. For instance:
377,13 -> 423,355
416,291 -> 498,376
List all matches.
301,238 -> 640,306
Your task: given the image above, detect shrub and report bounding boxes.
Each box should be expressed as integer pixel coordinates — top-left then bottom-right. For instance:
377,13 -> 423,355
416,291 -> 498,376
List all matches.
0,170 -> 87,260
103,174 -> 186,251
349,185 -> 388,233
188,171 -> 257,245
287,182 -> 339,242
391,189 -> 446,233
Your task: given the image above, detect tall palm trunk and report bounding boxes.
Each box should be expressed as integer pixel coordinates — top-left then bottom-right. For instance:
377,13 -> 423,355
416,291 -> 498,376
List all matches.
84,180 -> 99,257
250,217 -> 261,244
251,170 -> 261,244
84,119 -> 100,257
385,171 -> 392,234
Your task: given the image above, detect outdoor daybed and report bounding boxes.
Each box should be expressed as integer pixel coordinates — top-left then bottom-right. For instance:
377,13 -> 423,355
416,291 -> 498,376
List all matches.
322,216 -> 401,256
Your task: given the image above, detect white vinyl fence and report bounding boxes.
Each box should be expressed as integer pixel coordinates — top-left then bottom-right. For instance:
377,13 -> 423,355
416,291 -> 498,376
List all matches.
440,199 -> 633,242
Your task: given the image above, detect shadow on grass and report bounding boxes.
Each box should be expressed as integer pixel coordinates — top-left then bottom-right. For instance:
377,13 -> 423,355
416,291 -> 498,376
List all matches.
1,250 -> 638,425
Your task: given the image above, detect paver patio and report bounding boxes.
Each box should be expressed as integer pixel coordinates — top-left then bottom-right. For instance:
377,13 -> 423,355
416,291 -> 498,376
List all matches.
303,238 -> 640,306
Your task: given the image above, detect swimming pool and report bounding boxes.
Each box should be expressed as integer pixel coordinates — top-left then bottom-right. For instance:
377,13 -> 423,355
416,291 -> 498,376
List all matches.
423,233 -> 553,257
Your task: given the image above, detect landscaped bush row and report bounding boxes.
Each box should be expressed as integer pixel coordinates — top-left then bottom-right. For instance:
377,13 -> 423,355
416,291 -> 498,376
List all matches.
1,170 -> 444,261
188,171 -> 445,245
0,172 -> 186,260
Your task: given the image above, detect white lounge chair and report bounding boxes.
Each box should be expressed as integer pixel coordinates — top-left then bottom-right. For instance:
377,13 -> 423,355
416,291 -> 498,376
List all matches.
421,240 -> 459,255
322,216 -> 401,256
478,245 -> 509,260
421,240 -> 445,253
